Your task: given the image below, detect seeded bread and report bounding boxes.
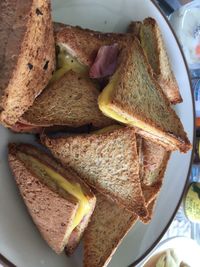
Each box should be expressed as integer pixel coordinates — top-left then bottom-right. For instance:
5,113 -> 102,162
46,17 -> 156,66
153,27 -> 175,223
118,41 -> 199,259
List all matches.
107,38 -> 191,152
20,71 -> 113,129
83,192 -> 138,267
0,0 -> 55,127
54,22 -> 132,66
128,18 -> 182,104
41,127 -> 148,217
8,143 -> 96,254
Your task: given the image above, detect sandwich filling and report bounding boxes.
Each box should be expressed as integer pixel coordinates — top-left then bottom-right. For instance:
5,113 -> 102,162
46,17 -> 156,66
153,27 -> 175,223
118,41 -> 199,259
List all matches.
18,152 -> 90,231
98,75 -> 185,150
51,44 -> 88,82
98,74 -> 129,124
93,125 -> 122,134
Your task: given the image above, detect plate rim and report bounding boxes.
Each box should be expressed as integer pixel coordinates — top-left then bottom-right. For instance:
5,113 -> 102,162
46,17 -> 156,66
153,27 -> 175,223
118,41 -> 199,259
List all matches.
130,0 -> 195,266
0,0 -> 195,266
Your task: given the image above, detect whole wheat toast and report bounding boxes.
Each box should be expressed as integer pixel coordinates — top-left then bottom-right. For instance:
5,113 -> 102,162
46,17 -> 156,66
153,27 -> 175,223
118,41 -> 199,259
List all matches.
41,127 -> 148,218
54,22 -> 132,66
84,192 -> 157,267
128,18 -> 182,104
99,37 -> 191,152
83,192 -> 138,267
8,143 -> 96,254
0,0 -> 55,127
20,71 -> 113,129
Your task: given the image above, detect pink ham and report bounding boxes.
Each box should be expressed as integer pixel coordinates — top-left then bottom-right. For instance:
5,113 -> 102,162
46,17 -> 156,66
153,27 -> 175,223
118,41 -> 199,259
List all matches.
89,43 -> 119,78
11,121 -> 43,133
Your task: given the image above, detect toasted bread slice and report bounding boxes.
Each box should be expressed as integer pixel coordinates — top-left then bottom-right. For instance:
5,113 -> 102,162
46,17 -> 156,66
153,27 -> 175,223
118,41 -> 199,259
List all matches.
19,71 -> 113,129
139,137 -> 170,205
8,143 -> 96,254
84,192 -> 138,267
54,22 -> 131,66
127,21 -> 142,38
128,18 -> 182,104
141,198 -> 157,224
41,127 -> 148,217
0,0 -> 55,127
98,38 -> 191,153
136,136 -> 170,223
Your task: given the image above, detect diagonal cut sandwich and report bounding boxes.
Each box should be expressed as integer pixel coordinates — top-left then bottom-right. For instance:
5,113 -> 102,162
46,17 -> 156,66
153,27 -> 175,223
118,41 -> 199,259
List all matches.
54,22 -> 131,67
138,136 -> 171,206
41,126 -> 148,218
8,144 -> 96,254
13,70 -> 113,132
83,193 -> 157,267
83,139 -> 170,267
128,18 -> 182,104
83,192 -> 138,267
0,0 -> 55,127
55,21 -> 182,105
98,37 -> 191,153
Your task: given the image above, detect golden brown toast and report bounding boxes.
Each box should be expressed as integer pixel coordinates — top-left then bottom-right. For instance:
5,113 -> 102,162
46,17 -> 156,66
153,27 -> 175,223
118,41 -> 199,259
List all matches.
128,18 -> 182,104
0,0 -> 55,127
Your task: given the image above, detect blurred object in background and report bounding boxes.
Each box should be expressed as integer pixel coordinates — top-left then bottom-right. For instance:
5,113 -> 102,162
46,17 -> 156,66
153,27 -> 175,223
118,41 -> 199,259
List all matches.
184,182 -> 200,223
169,1 -> 200,73
192,78 -> 200,128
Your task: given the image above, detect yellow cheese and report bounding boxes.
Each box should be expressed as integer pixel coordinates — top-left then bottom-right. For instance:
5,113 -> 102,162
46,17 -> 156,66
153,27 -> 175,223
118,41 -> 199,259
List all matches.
93,125 -> 122,134
98,76 -> 153,132
19,153 -> 90,231
98,76 -> 129,124
51,46 -> 88,83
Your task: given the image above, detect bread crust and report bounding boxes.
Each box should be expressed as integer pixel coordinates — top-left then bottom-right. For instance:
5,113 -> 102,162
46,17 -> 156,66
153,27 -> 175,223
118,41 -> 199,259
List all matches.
0,0 -> 55,126
83,193 -> 138,267
21,71 -> 113,129
54,22 -> 132,66
41,127 -> 148,218
110,38 -> 191,153
129,18 -> 182,104
8,146 -> 78,254
8,143 -> 96,253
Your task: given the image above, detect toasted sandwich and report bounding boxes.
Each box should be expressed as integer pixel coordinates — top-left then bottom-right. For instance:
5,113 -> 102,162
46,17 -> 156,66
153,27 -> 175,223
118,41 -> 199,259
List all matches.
0,0 -> 55,127
83,140 -> 169,267
83,192 -> 138,267
138,136 -> 170,205
41,126 -> 148,218
83,192 -> 157,267
128,18 -> 182,104
98,37 -> 191,153
8,143 -> 96,254
137,136 -> 170,223
55,21 -> 181,104
12,70 -> 113,132
54,22 -> 131,67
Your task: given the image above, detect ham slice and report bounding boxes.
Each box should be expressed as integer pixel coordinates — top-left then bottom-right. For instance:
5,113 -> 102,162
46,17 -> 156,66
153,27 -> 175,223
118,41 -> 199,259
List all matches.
11,121 -> 43,133
89,43 -> 119,78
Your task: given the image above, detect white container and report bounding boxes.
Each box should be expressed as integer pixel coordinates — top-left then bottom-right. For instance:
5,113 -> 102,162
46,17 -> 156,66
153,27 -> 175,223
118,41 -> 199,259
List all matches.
170,1 -> 200,69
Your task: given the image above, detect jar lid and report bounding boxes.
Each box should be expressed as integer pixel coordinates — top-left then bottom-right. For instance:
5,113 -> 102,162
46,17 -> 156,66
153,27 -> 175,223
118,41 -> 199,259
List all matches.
184,182 -> 200,222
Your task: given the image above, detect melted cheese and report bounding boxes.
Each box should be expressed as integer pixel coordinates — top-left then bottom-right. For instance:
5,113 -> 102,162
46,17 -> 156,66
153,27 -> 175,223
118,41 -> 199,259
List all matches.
51,46 -> 88,83
93,125 -> 122,134
98,77 -> 129,124
98,76 -> 152,131
19,153 -> 90,231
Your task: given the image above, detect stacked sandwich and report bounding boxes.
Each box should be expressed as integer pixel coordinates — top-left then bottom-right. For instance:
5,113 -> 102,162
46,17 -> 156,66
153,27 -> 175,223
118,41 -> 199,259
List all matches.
1,1 -> 191,267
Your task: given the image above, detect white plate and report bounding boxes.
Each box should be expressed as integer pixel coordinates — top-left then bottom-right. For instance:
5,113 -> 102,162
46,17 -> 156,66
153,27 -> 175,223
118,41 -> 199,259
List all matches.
0,0 -> 194,267
141,237 -> 200,267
